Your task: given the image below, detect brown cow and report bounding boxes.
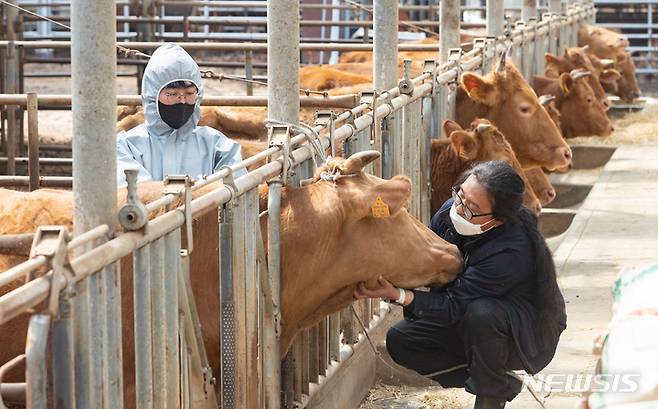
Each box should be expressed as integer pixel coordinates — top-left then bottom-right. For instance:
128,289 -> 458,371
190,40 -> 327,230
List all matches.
544,47 -> 619,110
533,70 -> 614,138
117,106 -> 320,140
0,152 -> 463,406
524,168 -> 556,207
299,66 -> 372,91
578,25 -> 629,59
456,60 -> 573,171
600,51 -> 641,101
431,119 -> 542,214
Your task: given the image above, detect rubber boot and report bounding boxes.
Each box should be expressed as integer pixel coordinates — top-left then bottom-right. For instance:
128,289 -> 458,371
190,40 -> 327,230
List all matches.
473,396 -> 506,409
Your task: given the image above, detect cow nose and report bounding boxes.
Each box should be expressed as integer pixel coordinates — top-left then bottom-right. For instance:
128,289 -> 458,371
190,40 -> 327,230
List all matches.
533,201 -> 542,215
546,188 -> 556,203
602,99 -> 611,110
563,147 -> 573,161
632,91 -> 641,99
610,124 -> 615,133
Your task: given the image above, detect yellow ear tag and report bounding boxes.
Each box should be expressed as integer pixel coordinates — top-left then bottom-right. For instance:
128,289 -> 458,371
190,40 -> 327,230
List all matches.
371,196 -> 391,218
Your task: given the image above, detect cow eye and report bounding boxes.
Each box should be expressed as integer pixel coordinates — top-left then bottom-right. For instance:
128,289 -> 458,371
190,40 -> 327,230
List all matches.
587,96 -> 593,103
520,104 -> 532,115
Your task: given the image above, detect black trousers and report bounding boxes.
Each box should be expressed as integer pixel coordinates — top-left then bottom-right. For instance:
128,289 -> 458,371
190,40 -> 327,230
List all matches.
386,297 -> 524,402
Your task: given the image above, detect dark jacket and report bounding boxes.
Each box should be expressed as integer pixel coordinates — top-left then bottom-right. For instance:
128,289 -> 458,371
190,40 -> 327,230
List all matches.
404,199 -> 566,374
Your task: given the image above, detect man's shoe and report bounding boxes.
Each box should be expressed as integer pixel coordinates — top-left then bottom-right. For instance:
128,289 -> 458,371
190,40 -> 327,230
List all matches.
473,396 -> 506,409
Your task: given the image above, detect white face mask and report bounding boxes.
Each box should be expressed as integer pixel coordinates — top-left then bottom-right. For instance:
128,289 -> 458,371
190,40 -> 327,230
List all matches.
449,203 -> 496,236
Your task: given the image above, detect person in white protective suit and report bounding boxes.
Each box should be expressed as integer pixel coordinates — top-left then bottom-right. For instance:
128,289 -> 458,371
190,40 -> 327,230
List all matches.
116,43 -> 245,186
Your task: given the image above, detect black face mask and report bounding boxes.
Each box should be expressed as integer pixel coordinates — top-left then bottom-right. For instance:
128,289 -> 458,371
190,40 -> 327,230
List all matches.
158,102 -> 196,129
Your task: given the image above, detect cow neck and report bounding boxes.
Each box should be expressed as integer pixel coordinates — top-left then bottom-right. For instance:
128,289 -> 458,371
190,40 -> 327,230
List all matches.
431,138 -> 475,206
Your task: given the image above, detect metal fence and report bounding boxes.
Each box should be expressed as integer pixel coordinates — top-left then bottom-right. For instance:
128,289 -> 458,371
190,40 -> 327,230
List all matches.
594,0 -> 658,75
0,2 -> 592,409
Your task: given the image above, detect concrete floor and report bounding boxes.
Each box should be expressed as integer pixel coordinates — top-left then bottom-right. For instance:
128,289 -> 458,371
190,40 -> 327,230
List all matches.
507,140 -> 658,409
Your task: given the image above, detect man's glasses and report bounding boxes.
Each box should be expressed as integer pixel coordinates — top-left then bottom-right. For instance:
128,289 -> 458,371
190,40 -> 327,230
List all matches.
451,187 -> 494,220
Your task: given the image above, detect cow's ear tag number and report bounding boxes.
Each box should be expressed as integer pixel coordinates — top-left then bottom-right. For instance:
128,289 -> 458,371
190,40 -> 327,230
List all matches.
371,196 -> 391,218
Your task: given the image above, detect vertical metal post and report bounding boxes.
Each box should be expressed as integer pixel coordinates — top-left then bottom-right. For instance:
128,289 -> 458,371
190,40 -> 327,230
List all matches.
402,99 -> 422,219
26,91 -> 39,191
52,294 -> 76,409
374,0 -> 398,179
150,238 -> 167,409
549,0 -> 562,14
440,0 -> 460,64
164,229 -> 181,409
486,0 -> 505,37
4,0 -> 18,174
264,181 -> 282,409
26,314 -> 50,409
134,244 -> 154,409
220,203 -> 237,409
244,50 -> 254,96
243,189 -> 260,409
71,0 -> 119,408
522,0 -> 537,21
268,0 -> 300,125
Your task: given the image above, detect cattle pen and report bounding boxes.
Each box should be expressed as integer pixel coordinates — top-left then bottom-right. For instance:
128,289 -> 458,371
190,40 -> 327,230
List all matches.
1,1 -> 638,409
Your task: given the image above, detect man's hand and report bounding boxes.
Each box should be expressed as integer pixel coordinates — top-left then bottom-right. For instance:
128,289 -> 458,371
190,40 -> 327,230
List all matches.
354,275 -> 400,301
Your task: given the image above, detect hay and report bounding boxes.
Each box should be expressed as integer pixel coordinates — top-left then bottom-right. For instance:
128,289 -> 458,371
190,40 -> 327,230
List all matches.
359,382 -> 472,409
568,97 -> 658,146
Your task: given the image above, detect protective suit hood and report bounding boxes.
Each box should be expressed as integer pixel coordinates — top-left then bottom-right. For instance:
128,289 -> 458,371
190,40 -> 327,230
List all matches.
142,43 -> 203,138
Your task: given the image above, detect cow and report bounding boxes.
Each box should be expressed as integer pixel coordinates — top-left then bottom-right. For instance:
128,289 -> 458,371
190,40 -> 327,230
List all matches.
533,70 -> 614,138
299,66 -> 372,91
0,152 -> 463,407
524,168 -> 556,207
578,25 -> 629,59
116,106 -> 321,140
431,119 -> 542,214
456,59 -> 573,171
600,51 -> 641,101
544,47 -> 619,110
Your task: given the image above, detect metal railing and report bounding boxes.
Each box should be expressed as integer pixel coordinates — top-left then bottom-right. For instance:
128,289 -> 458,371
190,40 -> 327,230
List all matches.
0,3 -> 592,409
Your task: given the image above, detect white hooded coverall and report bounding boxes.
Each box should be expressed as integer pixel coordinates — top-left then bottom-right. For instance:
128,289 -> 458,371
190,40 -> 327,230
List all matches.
116,43 -> 245,186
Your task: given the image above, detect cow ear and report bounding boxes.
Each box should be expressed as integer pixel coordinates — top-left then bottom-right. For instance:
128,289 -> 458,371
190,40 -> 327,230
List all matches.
559,73 -> 574,96
365,176 -> 412,218
461,72 -> 498,106
442,120 -> 463,138
600,68 -> 621,84
545,53 -> 561,67
450,130 -> 478,161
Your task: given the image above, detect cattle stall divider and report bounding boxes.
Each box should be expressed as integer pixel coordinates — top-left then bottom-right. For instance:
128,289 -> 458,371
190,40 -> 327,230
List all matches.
0,3 -> 591,408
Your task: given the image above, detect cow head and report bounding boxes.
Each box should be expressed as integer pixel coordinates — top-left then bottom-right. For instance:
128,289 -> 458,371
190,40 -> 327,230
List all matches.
612,52 -> 641,101
545,47 -> 613,110
578,25 -> 630,58
460,61 -> 572,171
271,151 -> 462,352
442,119 -> 542,214
524,168 -> 556,207
534,70 -> 614,138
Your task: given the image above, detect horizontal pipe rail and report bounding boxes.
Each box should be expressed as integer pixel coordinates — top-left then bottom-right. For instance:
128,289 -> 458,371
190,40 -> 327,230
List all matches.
0,41 -> 440,52
0,94 -> 359,108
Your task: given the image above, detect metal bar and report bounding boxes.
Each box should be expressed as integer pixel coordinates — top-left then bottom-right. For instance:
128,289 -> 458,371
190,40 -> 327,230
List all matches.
164,229 -> 181,409
264,180 -> 282,409
523,0 -> 538,21
268,0 -> 300,124
150,238 -> 167,409
0,232 -> 33,257
308,325 -> 319,385
220,203 -> 236,409
26,91 -> 39,191
52,292 -> 75,409
549,0 -> 561,15
134,245 -> 154,408
0,94 -> 360,109
243,189 -> 259,409
487,0 -> 505,36
25,314 -> 50,409
402,99 -> 422,219
374,0 -> 398,179
0,157 -> 71,165
0,40 -> 442,52
244,50 -> 253,96
70,0 -> 119,407
440,0 -> 460,64
0,176 -> 72,188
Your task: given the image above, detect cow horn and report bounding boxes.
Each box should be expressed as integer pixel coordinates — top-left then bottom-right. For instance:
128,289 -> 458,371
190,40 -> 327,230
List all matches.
475,123 -> 492,134
582,44 -> 589,52
570,69 -> 592,80
538,94 -> 556,106
600,58 -> 615,68
497,51 -> 507,74
339,150 -> 381,174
